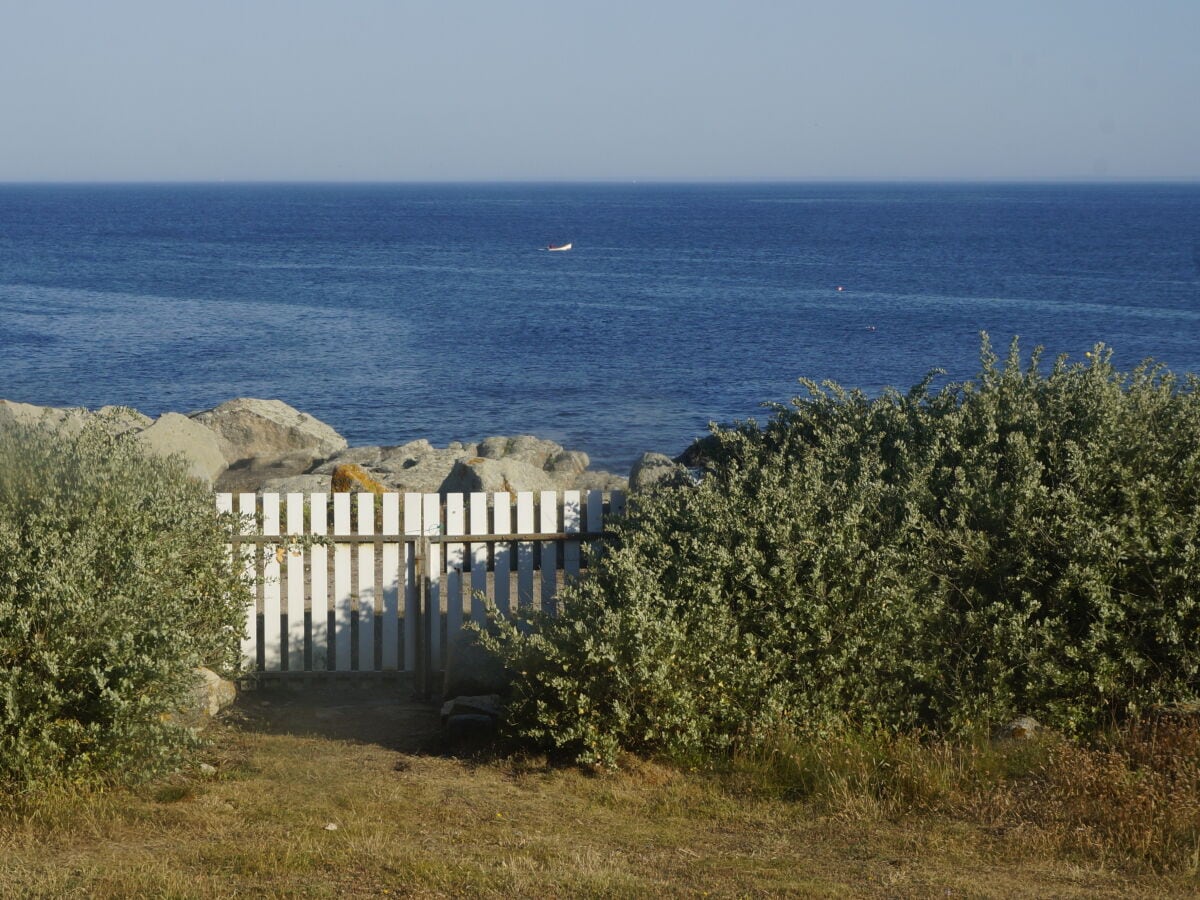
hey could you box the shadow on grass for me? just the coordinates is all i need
[224,679,451,755]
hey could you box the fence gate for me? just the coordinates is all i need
[218,490,625,690]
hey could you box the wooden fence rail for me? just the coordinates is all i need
[217,490,625,683]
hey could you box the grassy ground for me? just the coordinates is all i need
[1,685,1196,899]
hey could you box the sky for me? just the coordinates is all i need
[1,0,1197,182]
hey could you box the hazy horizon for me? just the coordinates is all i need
[4,177,1199,186]
[2,1,1196,183]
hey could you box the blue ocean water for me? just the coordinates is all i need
[1,182,1198,471]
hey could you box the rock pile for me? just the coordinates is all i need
[0,397,632,495]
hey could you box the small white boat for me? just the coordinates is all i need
[547,242,572,252]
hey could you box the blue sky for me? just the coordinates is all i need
[1,0,1197,181]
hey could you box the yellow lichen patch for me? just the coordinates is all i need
[330,463,387,495]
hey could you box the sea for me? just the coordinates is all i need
[1,182,1198,472]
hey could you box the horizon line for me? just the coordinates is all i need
[2,176,1199,187]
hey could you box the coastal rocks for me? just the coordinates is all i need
[135,412,227,485]
[0,401,155,440]
[317,444,393,470]
[0,396,632,495]
[258,473,331,494]
[191,398,347,470]
[453,436,616,493]
[192,399,348,492]
[377,439,463,472]
[478,435,560,468]
[629,451,693,492]
[675,434,721,472]
[439,456,557,495]
[545,449,590,478]
[216,450,327,493]
[0,399,91,435]
[315,434,628,496]
[94,405,155,435]
[575,469,632,491]
[378,442,475,493]
[312,440,463,494]
[0,400,225,485]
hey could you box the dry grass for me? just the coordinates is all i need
[1,687,1197,898]
[733,714,1200,879]
[1014,715,1200,872]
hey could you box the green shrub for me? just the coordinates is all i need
[0,417,250,788]
[476,337,1200,766]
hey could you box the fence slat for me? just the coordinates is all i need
[563,490,581,584]
[469,492,489,624]
[238,493,258,670]
[285,494,305,671]
[540,491,558,616]
[403,493,422,672]
[333,493,352,672]
[516,492,535,611]
[445,493,465,650]
[492,492,512,616]
[422,493,443,671]
[381,493,401,671]
[357,492,376,672]
[586,490,604,560]
[310,493,329,671]
[261,494,281,671]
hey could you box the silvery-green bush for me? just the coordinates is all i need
[0,418,249,787]
[478,338,1200,766]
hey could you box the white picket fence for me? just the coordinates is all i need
[217,490,625,680]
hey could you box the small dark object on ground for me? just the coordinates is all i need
[444,713,498,742]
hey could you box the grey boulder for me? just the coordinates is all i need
[488,434,562,468]
[191,398,347,468]
[312,444,395,471]
[629,452,693,492]
[376,441,470,492]
[544,449,590,478]
[312,440,467,494]
[258,473,333,494]
[439,456,558,495]
[135,412,228,485]
[993,715,1047,741]
[167,666,238,730]
[217,450,327,493]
